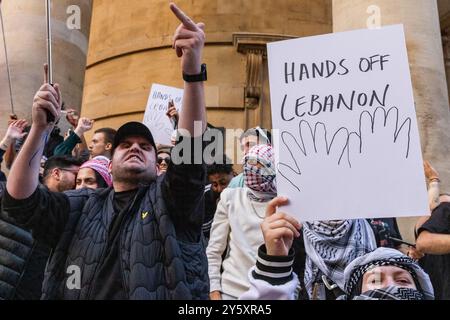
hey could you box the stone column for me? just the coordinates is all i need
[0,0,92,136]
[333,0,450,243]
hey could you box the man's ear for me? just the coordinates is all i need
[108,161,112,174]
[52,168,61,181]
[105,143,112,151]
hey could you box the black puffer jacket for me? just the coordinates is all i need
[2,158,208,299]
[0,182,50,300]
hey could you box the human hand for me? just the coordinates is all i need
[407,246,424,260]
[209,291,222,300]
[423,160,439,182]
[166,100,179,120]
[170,3,205,75]
[5,119,28,140]
[65,108,80,128]
[261,196,301,256]
[74,117,94,137]
[32,64,62,130]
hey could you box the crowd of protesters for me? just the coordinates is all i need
[0,3,449,301]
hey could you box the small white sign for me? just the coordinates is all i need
[143,83,184,145]
[268,25,429,222]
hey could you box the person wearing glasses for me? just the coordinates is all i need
[41,155,83,192]
[0,154,81,300]
[156,145,172,175]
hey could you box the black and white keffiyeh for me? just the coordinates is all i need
[303,219,377,299]
[341,247,434,300]
[339,285,426,300]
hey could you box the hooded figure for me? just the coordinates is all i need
[341,247,434,300]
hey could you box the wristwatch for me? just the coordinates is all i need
[183,63,207,82]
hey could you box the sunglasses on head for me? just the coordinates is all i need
[157,157,170,164]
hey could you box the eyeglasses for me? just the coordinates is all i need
[157,157,170,164]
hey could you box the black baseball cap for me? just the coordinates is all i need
[112,122,157,152]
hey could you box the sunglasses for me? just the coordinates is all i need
[157,157,171,164]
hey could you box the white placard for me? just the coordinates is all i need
[268,25,429,222]
[143,83,184,145]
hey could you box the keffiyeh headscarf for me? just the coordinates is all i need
[80,156,112,187]
[340,247,434,300]
[243,144,276,202]
[303,219,377,300]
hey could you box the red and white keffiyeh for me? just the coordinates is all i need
[243,144,276,201]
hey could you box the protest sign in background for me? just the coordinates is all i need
[268,25,428,222]
[143,83,184,145]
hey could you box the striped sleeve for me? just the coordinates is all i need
[252,245,295,285]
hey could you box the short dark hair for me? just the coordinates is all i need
[42,155,83,181]
[239,127,271,144]
[94,170,109,188]
[94,128,117,145]
[207,156,234,176]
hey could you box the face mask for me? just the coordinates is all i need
[352,285,425,300]
[243,144,276,201]
[243,162,276,193]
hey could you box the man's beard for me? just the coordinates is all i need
[58,179,75,192]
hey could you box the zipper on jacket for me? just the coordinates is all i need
[118,188,148,299]
[86,188,142,299]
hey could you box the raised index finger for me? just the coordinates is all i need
[169,3,198,31]
[265,196,289,218]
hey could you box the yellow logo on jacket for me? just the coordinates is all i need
[141,211,149,220]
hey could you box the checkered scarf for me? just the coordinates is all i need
[341,247,434,300]
[339,285,425,300]
[243,144,276,202]
[303,219,377,300]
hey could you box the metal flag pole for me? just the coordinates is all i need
[45,0,53,84]
[0,1,15,115]
[44,0,56,122]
